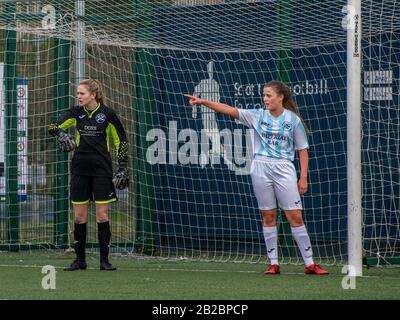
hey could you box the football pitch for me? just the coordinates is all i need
[0,251,399,300]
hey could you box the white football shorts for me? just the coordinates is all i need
[250,156,303,211]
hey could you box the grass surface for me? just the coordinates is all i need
[0,251,399,300]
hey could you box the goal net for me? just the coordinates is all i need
[0,0,398,265]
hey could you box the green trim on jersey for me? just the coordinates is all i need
[83,103,100,118]
[58,118,77,131]
[75,131,80,147]
[107,122,121,157]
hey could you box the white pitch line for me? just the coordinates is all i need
[0,263,382,278]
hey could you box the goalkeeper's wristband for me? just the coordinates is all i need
[48,124,61,137]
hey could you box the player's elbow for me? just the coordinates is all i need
[230,108,239,120]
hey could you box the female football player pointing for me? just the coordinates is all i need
[185,80,328,275]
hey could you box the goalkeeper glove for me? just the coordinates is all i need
[113,161,129,190]
[58,130,76,152]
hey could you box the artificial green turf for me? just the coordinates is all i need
[0,251,399,300]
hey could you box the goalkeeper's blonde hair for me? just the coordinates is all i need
[79,79,106,106]
[265,80,311,136]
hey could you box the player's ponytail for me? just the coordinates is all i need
[265,80,311,135]
[79,79,106,106]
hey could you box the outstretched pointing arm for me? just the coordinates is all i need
[185,94,239,120]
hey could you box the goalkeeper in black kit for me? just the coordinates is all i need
[48,79,129,271]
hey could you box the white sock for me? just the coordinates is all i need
[263,226,279,265]
[291,225,314,267]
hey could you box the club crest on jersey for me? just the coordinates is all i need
[282,121,292,130]
[95,113,106,123]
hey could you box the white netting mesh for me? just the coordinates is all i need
[0,0,398,265]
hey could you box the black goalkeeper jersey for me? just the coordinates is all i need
[48,104,128,177]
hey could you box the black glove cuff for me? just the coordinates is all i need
[48,124,62,137]
[58,129,67,137]
[118,160,128,169]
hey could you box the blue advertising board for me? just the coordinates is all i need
[143,1,399,252]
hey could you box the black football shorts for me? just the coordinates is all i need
[70,175,117,204]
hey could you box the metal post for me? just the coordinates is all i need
[75,0,85,96]
[132,0,155,254]
[4,1,19,251]
[347,0,362,277]
[54,37,71,247]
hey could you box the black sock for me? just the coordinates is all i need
[98,221,111,263]
[74,223,87,262]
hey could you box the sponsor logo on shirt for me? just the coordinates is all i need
[84,125,97,131]
[81,125,101,136]
[261,132,287,141]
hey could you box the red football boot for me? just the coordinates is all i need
[264,264,280,275]
[304,263,329,275]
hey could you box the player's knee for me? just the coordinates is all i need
[285,210,304,227]
[291,221,304,228]
[287,216,304,227]
[96,212,109,223]
[74,215,87,224]
[262,214,277,227]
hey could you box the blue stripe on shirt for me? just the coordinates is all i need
[256,109,265,156]
[265,111,274,157]
[298,120,309,148]
[287,111,296,159]
[276,112,286,158]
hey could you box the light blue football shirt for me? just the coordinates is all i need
[236,108,309,161]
